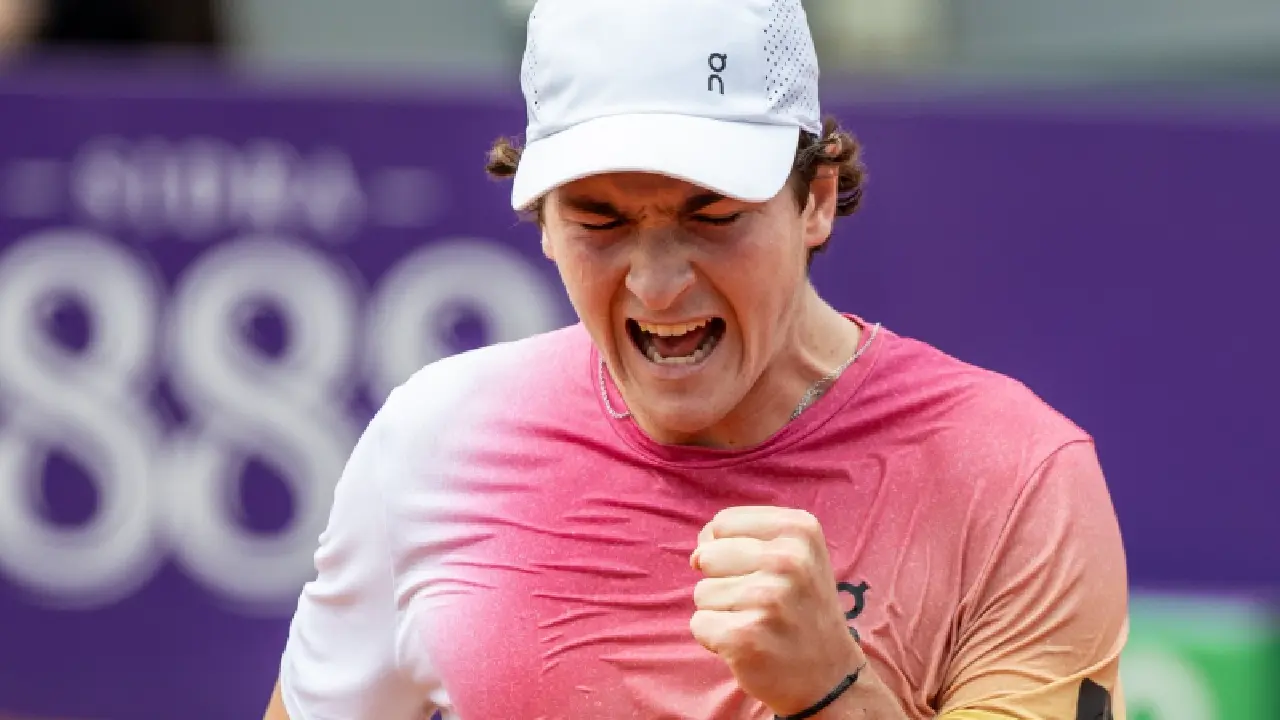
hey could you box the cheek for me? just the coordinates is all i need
[549,241,625,324]
[732,219,808,280]
[706,226,803,320]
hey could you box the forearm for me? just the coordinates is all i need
[263,679,292,720]
[812,665,910,720]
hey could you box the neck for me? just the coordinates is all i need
[687,286,861,449]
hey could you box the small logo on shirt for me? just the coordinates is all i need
[838,580,870,642]
[707,53,728,94]
[1076,679,1114,720]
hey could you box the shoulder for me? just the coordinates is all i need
[362,322,598,498]
[856,330,1100,547]
[870,330,1091,469]
[375,322,593,443]
[857,330,1121,624]
[393,322,591,404]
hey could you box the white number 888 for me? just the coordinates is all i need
[0,230,566,612]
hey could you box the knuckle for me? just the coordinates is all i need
[794,510,822,537]
[748,577,791,613]
[766,540,812,577]
[723,614,768,659]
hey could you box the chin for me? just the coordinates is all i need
[637,394,735,444]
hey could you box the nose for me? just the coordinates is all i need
[624,229,695,313]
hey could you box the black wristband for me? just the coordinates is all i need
[774,661,868,720]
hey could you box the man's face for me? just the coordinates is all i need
[542,170,836,445]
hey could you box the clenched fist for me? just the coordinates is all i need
[690,506,866,717]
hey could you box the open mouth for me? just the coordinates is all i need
[626,317,726,366]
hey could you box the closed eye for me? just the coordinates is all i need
[693,213,743,226]
[579,218,626,231]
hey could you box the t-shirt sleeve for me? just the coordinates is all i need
[936,440,1130,720]
[278,390,439,720]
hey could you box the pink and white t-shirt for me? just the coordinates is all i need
[278,318,1129,720]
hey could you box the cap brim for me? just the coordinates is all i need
[511,113,801,212]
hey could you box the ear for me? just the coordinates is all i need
[802,168,838,251]
[541,227,555,260]
[537,197,556,260]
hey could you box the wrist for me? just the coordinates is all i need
[772,637,869,720]
[805,666,870,720]
[808,662,906,720]
[774,661,867,720]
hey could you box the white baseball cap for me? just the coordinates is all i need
[511,0,823,212]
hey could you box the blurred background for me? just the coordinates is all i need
[0,1,1276,718]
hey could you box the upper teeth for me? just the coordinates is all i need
[637,320,709,337]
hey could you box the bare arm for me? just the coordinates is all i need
[817,665,911,719]
[263,679,290,720]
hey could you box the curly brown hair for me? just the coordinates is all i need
[485,116,867,264]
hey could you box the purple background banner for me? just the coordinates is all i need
[0,68,1275,719]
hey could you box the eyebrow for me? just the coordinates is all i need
[683,192,730,214]
[559,196,621,217]
[558,191,731,217]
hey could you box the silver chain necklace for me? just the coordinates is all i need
[599,322,881,422]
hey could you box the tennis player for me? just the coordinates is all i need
[264,0,1129,718]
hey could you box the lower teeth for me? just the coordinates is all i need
[646,333,719,366]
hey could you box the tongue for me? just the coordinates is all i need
[651,326,711,358]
